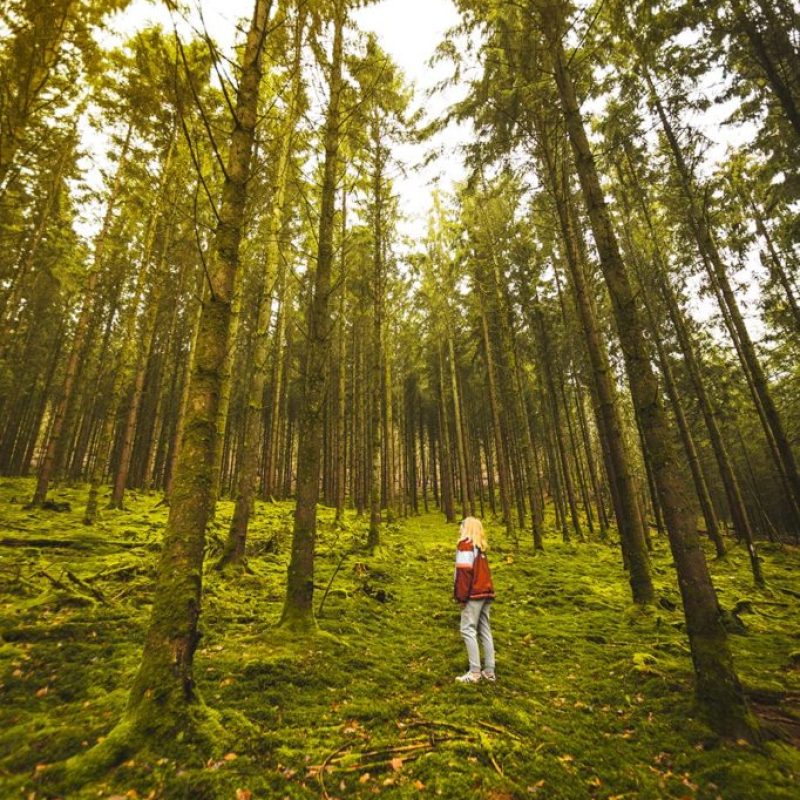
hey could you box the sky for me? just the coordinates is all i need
[96,0,470,243]
[88,0,764,336]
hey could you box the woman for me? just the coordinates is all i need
[453,516,496,683]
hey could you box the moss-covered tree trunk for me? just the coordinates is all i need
[280,0,345,629]
[334,188,348,523]
[218,7,305,568]
[164,270,204,501]
[368,127,385,550]
[542,2,758,741]
[125,0,272,735]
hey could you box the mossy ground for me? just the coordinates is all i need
[1,477,799,799]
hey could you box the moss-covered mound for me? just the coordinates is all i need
[1,478,798,798]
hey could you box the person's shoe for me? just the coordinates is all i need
[455,671,481,683]
[481,669,496,682]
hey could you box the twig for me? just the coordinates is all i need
[317,548,350,617]
[478,720,523,740]
[488,752,504,776]
[403,719,472,736]
[319,740,353,800]
[338,751,427,773]
[37,569,70,592]
[65,570,108,604]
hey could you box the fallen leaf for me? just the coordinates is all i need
[414,779,426,790]
[359,772,371,784]
[235,790,252,800]
[223,752,238,761]
[390,757,404,771]
[35,687,48,698]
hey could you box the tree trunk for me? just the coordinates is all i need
[643,65,800,527]
[30,124,133,506]
[479,312,515,540]
[281,1,345,629]
[218,8,305,566]
[543,3,757,740]
[534,111,652,600]
[124,0,272,740]
[621,141,762,569]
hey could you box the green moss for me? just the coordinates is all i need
[1,479,799,798]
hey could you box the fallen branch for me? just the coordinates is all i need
[477,720,522,740]
[0,537,159,551]
[402,719,472,736]
[87,563,151,583]
[37,569,95,604]
[65,570,108,604]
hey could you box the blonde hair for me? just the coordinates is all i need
[460,516,488,551]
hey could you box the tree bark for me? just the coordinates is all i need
[125,0,273,738]
[542,2,757,740]
[281,1,345,629]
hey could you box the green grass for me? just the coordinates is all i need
[0,477,798,799]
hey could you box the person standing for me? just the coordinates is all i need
[453,516,496,683]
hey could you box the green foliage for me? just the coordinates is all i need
[1,478,798,798]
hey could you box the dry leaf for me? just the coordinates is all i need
[35,687,48,698]
[235,790,252,800]
[414,779,426,790]
[359,772,371,784]
[390,757,404,771]
[223,752,238,761]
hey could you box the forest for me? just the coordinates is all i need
[0,0,799,797]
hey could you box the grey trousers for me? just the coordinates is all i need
[460,598,495,673]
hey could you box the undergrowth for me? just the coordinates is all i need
[0,477,798,799]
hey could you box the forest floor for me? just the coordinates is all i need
[0,478,799,799]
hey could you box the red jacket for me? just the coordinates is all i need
[454,539,495,602]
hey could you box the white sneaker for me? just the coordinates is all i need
[455,671,481,683]
[481,670,496,682]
